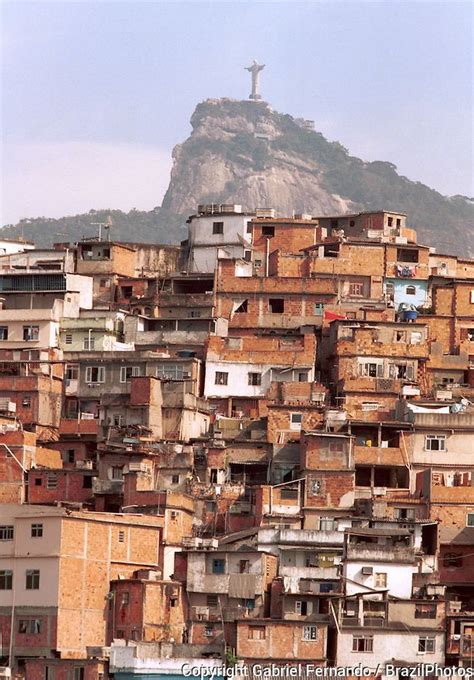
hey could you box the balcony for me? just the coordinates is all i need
[92,478,124,495]
[259,528,345,547]
[354,445,405,466]
[280,566,339,579]
[346,544,415,563]
[59,417,99,436]
[187,572,264,596]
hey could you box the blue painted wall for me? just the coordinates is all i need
[385,278,428,309]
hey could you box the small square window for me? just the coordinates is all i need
[212,559,225,574]
[0,570,13,590]
[374,572,387,588]
[248,372,262,386]
[425,435,446,451]
[302,625,317,641]
[207,595,218,608]
[34,478,42,486]
[215,371,228,386]
[171,474,180,484]
[248,625,266,640]
[26,569,40,590]
[212,222,224,235]
[262,226,275,237]
[46,475,57,490]
[418,637,436,653]
[269,298,284,313]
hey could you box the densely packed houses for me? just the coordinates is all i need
[0,205,473,679]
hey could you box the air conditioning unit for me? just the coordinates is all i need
[362,566,373,575]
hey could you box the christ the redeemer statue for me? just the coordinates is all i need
[245,60,265,100]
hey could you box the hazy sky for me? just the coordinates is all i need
[1,0,473,225]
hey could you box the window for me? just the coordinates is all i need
[0,570,12,590]
[243,250,252,262]
[31,523,43,538]
[418,637,436,653]
[248,372,262,386]
[388,217,393,227]
[239,559,250,573]
[18,619,41,634]
[319,518,336,531]
[215,371,228,386]
[374,572,387,588]
[298,371,309,382]
[0,526,14,540]
[0,326,8,340]
[23,325,39,341]
[360,362,383,378]
[120,366,140,382]
[85,366,105,383]
[99,278,110,289]
[207,595,218,608]
[425,434,446,451]
[466,513,474,527]
[269,298,284,313]
[171,474,180,484]
[254,259,262,269]
[22,396,31,408]
[352,636,373,652]
[397,248,419,263]
[246,222,253,234]
[46,474,57,490]
[86,362,112,386]
[394,507,415,520]
[113,415,123,427]
[262,226,275,237]
[406,285,416,296]
[234,299,248,313]
[396,218,401,227]
[26,569,40,589]
[349,282,364,297]
[118,530,125,543]
[83,476,93,489]
[189,310,201,318]
[290,412,303,431]
[212,559,225,574]
[73,669,85,680]
[65,364,78,380]
[34,478,42,486]
[296,600,308,616]
[83,336,95,350]
[212,221,224,235]
[415,604,437,619]
[248,626,266,640]
[302,626,317,641]
[314,303,324,316]
[111,466,123,480]
[204,625,214,637]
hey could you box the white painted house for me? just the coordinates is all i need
[186,204,256,273]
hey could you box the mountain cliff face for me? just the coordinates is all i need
[2,97,472,254]
[161,98,473,256]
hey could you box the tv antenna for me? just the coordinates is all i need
[90,215,113,241]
